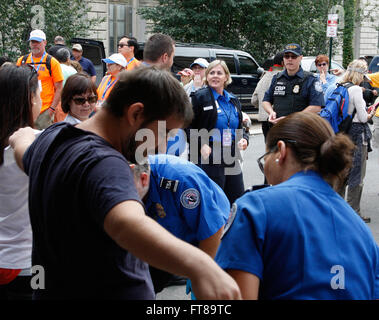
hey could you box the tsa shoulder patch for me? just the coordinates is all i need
[159,177,179,192]
[180,188,200,209]
[221,203,238,239]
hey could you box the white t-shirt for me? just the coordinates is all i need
[0,131,40,269]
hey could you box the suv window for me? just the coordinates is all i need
[216,54,237,74]
[238,55,258,74]
[173,56,203,74]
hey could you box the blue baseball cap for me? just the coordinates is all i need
[284,43,302,56]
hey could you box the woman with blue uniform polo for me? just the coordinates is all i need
[215,112,379,300]
[187,60,250,205]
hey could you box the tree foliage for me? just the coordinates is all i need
[138,0,342,64]
[0,0,104,61]
[343,0,355,68]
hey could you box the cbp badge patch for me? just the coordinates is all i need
[180,188,200,209]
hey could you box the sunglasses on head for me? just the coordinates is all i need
[72,96,97,105]
[317,63,328,67]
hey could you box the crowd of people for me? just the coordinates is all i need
[1,29,379,301]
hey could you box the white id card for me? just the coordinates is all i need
[223,129,232,147]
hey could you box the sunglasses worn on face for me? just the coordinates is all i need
[118,43,129,48]
[317,63,328,67]
[72,96,97,105]
[284,54,298,60]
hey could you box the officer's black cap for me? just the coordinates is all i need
[283,43,302,56]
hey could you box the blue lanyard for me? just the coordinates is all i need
[30,52,46,73]
[102,76,117,100]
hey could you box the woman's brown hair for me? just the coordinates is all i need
[266,112,355,189]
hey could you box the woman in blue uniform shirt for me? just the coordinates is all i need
[187,60,249,204]
[215,112,379,300]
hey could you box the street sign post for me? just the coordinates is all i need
[327,14,338,72]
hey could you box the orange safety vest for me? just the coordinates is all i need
[125,57,141,71]
[97,75,118,107]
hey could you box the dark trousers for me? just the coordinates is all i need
[0,275,32,300]
[200,163,245,205]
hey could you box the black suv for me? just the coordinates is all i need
[369,55,379,74]
[172,43,263,113]
[71,39,263,113]
[137,42,263,113]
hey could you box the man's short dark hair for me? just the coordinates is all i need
[104,66,193,126]
[55,48,71,63]
[273,51,284,65]
[143,34,175,63]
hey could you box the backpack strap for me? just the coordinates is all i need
[20,53,52,76]
[21,54,30,66]
[45,54,52,76]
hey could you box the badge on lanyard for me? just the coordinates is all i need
[223,129,232,147]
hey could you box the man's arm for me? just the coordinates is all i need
[104,201,241,300]
[303,105,322,113]
[9,127,36,171]
[91,75,97,83]
[48,81,63,115]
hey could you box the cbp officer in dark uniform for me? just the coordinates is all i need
[262,43,324,126]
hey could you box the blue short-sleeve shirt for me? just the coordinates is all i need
[216,170,379,300]
[146,154,230,245]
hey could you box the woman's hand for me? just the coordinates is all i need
[200,144,212,160]
[238,138,248,151]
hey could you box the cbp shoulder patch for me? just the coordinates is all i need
[159,177,179,192]
[180,188,200,209]
[221,203,238,239]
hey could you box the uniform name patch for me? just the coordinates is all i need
[180,188,200,209]
[159,178,179,192]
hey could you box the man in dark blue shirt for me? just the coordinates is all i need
[72,43,97,83]
[262,43,324,125]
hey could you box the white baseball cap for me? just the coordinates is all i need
[29,29,46,42]
[72,44,83,52]
[102,53,127,68]
[190,58,209,69]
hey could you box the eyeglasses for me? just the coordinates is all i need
[283,54,298,60]
[256,139,297,174]
[257,148,277,174]
[72,96,97,105]
[118,43,129,48]
[317,63,328,67]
